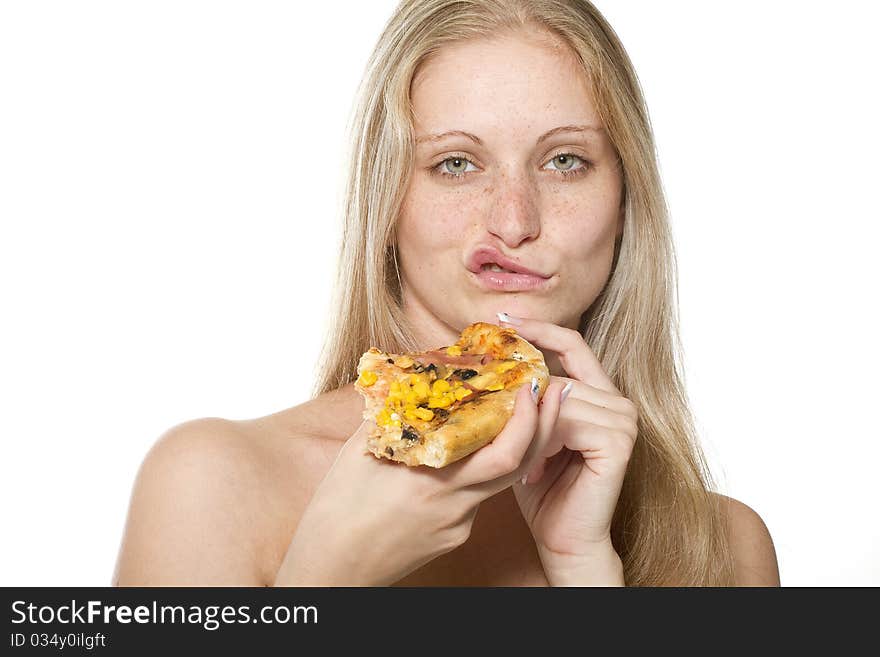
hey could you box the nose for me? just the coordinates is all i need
[484,170,541,248]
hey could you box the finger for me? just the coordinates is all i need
[497,314,619,394]
[519,380,567,474]
[522,456,549,484]
[339,419,375,461]
[553,378,639,421]
[551,414,638,469]
[513,449,576,522]
[550,395,639,441]
[523,446,572,486]
[522,393,636,483]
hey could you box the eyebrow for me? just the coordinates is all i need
[415,124,603,146]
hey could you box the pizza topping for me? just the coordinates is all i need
[463,371,499,391]
[357,322,548,467]
[357,370,378,386]
[409,406,435,421]
[366,327,527,436]
[453,368,478,380]
[494,361,518,374]
[376,371,475,429]
[420,350,489,369]
[454,387,474,400]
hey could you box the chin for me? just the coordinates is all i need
[466,305,524,327]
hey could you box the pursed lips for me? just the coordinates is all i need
[466,246,550,279]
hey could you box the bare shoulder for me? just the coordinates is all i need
[113,407,345,586]
[715,494,780,586]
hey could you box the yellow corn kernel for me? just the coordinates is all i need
[446,345,462,356]
[495,361,517,374]
[486,382,505,392]
[428,395,453,409]
[377,408,392,425]
[358,370,378,386]
[405,391,420,406]
[413,407,434,421]
[466,373,496,390]
[413,380,431,400]
[432,379,451,394]
[389,380,401,394]
[454,388,472,401]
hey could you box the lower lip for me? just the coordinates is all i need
[471,268,551,291]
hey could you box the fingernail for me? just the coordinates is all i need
[497,312,523,326]
[560,381,574,403]
[520,473,529,485]
[530,377,540,404]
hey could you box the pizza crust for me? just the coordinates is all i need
[355,322,550,468]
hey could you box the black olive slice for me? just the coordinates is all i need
[453,368,478,380]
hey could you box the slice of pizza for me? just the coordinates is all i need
[354,322,550,468]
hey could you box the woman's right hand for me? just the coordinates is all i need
[273,380,566,586]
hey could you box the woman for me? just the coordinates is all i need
[113,0,779,586]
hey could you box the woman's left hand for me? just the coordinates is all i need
[499,315,639,586]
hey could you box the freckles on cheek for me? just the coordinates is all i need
[551,193,618,238]
[547,208,597,239]
[428,198,481,242]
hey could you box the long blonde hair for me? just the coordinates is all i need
[312,0,734,586]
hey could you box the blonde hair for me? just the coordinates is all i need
[312,0,734,586]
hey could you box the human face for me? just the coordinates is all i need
[396,28,624,349]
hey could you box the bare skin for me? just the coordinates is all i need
[113,28,780,587]
[112,382,778,586]
[113,384,550,586]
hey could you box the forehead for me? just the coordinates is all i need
[410,29,601,135]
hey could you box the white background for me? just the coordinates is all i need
[1,1,877,586]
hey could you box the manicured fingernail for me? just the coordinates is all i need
[560,381,573,403]
[497,312,523,325]
[530,377,540,404]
